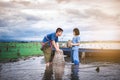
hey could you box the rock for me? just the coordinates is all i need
[53,50,65,80]
[53,50,65,64]
[96,67,100,73]
[66,40,72,48]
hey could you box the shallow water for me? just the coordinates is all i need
[0,55,120,80]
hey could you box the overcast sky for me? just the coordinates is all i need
[0,0,120,41]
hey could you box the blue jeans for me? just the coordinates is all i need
[71,49,80,65]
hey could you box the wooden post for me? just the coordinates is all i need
[81,52,85,59]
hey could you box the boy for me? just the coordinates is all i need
[41,28,63,66]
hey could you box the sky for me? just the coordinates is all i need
[0,0,120,41]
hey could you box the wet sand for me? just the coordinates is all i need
[0,56,120,80]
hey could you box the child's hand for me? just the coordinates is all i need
[56,48,60,53]
[71,43,73,46]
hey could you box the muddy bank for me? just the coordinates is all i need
[0,55,43,63]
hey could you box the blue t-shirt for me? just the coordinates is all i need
[72,36,80,50]
[42,32,58,44]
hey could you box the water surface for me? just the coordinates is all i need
[0,54,120,80]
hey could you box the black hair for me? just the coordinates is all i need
[56,28,63,33]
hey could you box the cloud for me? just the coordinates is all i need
[0,0,120,41]
[81,30,120,41]
[0,19,8,27]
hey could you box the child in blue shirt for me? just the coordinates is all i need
[71,28,80,65]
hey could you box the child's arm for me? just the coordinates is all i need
[71,42,80,46]
[52,40,60,52]
[56,42,59,48]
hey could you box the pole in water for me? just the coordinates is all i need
[81,52,85,59]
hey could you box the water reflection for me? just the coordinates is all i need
[42,63,65,80]
[71,65,79,80]
[53,63,65,80]
[42,64,53,80]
